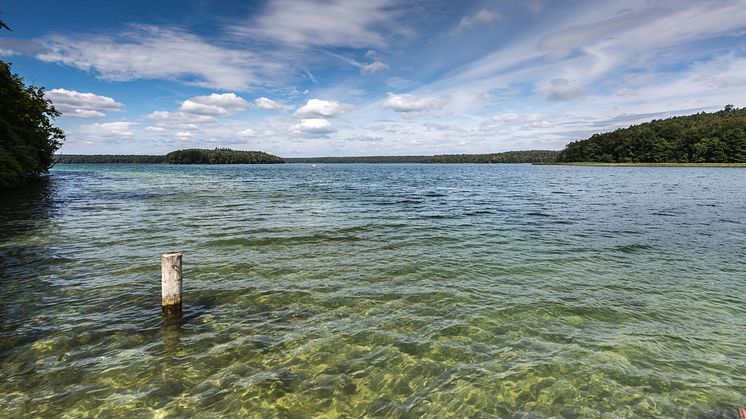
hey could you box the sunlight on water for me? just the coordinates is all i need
[1,164,745,417]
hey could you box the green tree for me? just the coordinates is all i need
[0,17,65,188]
[557,106,746,163]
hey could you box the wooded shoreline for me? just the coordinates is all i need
[55,150,561,164]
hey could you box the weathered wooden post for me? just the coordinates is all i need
[161,252,182,317]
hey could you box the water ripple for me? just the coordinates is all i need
[1,164,745,417]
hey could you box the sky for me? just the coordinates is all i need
[1,0,746,156]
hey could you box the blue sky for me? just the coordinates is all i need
[2,0,746,156]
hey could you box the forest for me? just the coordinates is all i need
[557,106,746,163]
[286,150,560,163]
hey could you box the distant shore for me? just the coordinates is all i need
[541,162,746,167]
[54,150,561,165]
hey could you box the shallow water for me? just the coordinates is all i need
[1,163,745,417]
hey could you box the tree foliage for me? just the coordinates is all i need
[0,12,10,31]
[557,106,746,163]
[163,148,284,164]
[0,60,65,188]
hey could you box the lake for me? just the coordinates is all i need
[1,163,745,417]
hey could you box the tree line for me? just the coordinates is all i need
[57,150,561,164]
[285,150,560,164]
[557,106,746,163]
[55,154,165,164]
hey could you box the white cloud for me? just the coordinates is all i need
[238,128,256,138]
[294,99,352,118]
[230,0,406,48]
[537,78,586,101]
[291,118,336,135]
[253,97,283,110]
[79,121,136,139]
[36,24,282,91]
[537,8,661,60]
[72,110,107,118]
[456,10,502,31]
[174,131,193,140]
[381,94,444,116]
[361,60,389,75]
[31,1,746,156]
[421,2,746,111]
[331,50,389,75]
[45,88,124,119]
[179,93,250,116]
[146,110,216,130]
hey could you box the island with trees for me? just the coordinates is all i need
[557,106,746,163]
[163,148,284,164]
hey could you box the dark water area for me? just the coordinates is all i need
[1,163,745,417]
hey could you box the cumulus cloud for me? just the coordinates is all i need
[79,121,136,139]
[291,118,336,135]
[45,88,124,119]
[179,93,250,116]
[381,94,444,116]
[230,0,405,48]
[456,10,502,31]
[253,97,283,110]
[36,24,282,91]
[537,79,586,101]
[145,126,166,133]
[294,99,352,118]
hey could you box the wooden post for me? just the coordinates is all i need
[161,252,182,317]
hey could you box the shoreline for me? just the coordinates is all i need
[539,162,746,167]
